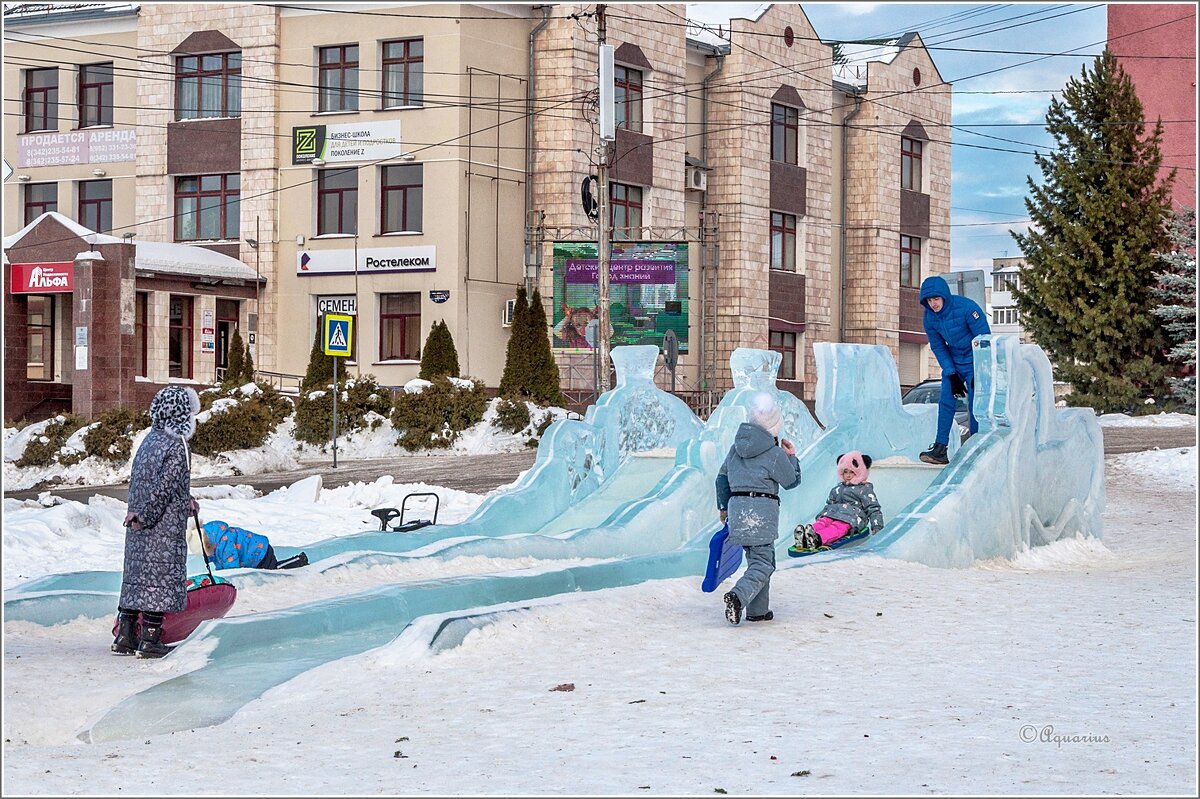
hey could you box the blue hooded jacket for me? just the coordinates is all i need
[202,520,270,570]
[919,275,990,374]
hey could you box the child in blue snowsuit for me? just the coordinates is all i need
[200,521,308,570]
[918,275,991,465]
[715,392,802,625]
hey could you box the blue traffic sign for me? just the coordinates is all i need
[323,313,354,357]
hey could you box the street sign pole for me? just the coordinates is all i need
[332,354,339,468]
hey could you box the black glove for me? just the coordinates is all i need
[949,374,969,398]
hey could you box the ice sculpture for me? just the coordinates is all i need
[5,338,1104,743]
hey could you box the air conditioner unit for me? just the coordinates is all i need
[501,298,516,327]
[686,166,707,192]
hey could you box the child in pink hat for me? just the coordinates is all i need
[793,451,884,551]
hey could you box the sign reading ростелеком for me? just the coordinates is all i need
[292,122,402,165]
[297,246,436,276]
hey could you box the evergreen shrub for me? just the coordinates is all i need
[391,376,487,451]
[16,414,88,468]
[83,407,151,463]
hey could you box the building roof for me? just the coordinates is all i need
[3,212,259,282]
[3,3,139,24]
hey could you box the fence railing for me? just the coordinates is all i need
[216,367,306,395]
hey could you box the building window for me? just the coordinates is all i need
[175,174,240,241]
[900,234,921,287]
[135,292,148,377]
[379,293,421,360]
[169,295,194,379]
[317,168,358,235]
[769,330,797,381]
[771,103,799,164]
[78,63,113,127]
[78,179,112,234]
[992,272,1020,293]
[24,68,58,132]
[380,164,423,233]
[23,183,57,225]
[319,44,359,112]
[615,65,643,132]
[992,307,1019,326]
[27,296,55,381]
[610,182,642,240]
[901,137,923,192]
[770,211,797,271]
[382,38,423,108]
[176,52,241,119]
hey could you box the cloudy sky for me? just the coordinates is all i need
[686,2,1112,271]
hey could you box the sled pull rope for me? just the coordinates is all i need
[193,510,215,581]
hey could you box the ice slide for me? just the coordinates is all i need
[6,337,1102,743]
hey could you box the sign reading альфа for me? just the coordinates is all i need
[292,121,402,165]
[297,246,436,276]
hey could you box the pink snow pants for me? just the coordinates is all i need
[813,516,852,545]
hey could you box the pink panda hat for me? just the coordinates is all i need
[836,451,872,485]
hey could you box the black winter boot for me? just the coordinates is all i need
[135,614,174,659]
[276,551,309,570]
[111,608,139,655]
[919,442,949,465]
[747,611,774,622]
[723,591,743,626]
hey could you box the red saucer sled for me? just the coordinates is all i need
[112,513,238,645]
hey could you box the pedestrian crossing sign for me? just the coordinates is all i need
[323,313,354,357]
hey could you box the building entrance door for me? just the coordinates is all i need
[216,299,239,371]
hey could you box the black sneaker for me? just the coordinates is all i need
[919,442,949,465]
[747,611,774,622]
[794,524,822,551]
[723,591,743,626]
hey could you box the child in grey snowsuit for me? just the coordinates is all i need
[715,391,802,625]
[793,451,884,551]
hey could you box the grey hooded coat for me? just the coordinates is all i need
[119,386,198,613]
[715,423,802,546]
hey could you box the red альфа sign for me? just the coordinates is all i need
[10,262,75,294]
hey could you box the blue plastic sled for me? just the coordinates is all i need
[787,527,872,558]
[701,523,743,593]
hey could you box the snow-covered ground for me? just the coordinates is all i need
[1,414,1196,794]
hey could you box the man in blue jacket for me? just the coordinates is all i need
[918,275,991,465]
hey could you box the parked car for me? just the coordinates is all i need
[902,378,970,428]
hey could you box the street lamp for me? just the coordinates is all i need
[244,222,261,360]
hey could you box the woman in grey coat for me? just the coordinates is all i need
[714,391,802,625]
[113,385,200,659]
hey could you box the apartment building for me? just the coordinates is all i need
[3,3,951,421]
[988,255,1032,343]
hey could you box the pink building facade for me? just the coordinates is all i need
[1107,3,1198,211]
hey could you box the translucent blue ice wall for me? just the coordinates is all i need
[460,344,704,529]
[872,334,1105,567]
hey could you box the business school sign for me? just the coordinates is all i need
[291,122,402,165]
[17,129,136,168]
[10,262,75,293]
[297,246,436,276]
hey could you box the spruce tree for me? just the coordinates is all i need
[419,320,461,379]
[225,327,245,386]
[1151,207,1197,412]
[242,336,256,383]
[301,326,336,392]
[498,285,532,397]
[1012,51,1175,412]
[527,288,564,405]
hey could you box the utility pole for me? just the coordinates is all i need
[596,3,614,393]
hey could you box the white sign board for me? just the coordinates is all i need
[298,246,436,276]
[316,295,358,315]
[291,121,402,165]
[17,129,137,168]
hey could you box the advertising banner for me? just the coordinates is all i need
[17,129,136,168]
[297,246,436,276]
[551,242,689,352]
[292,121,402,165]
[10,262,75,293]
